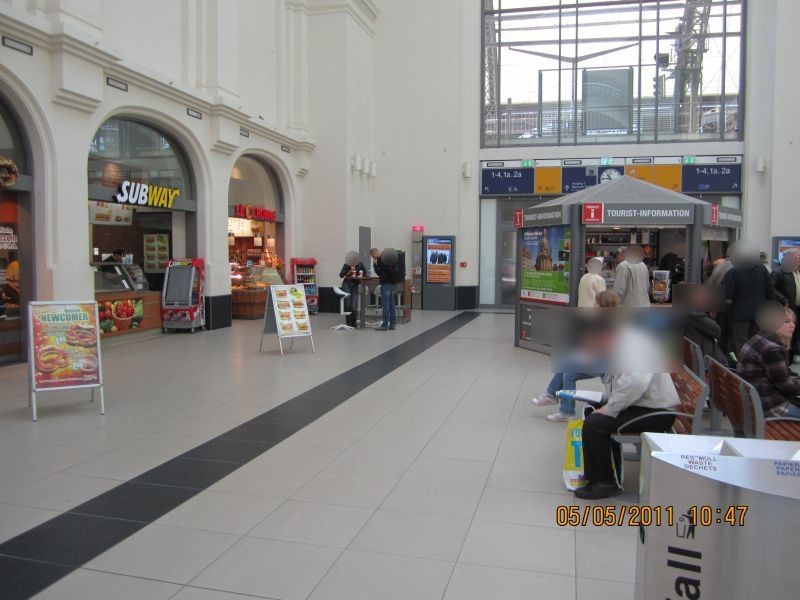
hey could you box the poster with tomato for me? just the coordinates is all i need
[29,302,102,391]
[97,297,144,335]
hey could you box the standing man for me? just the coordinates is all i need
[724,240,775,357]
[613,245,650,307]
[374,247,399,331]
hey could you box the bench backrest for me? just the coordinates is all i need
[682,336,705,380]
[670,365,709,434]
[705,356,764,437]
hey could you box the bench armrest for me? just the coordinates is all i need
[616,410,695,435]
[765,416,800,423]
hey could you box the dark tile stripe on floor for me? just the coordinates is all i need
[0,312,480,600]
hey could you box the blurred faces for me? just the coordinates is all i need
[586,257,604,274]
[757,301,792,333]
[625,245,644,265]
[730,240,760,268]
[782,251,800,273]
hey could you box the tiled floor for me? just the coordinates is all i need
[0,311,637,600]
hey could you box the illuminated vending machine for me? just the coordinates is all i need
[635,433,800,600]
[162,258,205,332]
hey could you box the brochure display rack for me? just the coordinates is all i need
[291,258,318,314]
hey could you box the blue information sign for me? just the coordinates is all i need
[681,164,742,193]
[561,167,598,193]
[481,168,534,195]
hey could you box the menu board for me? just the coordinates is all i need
[143,233,170,273]
[271,284,312,338]
[520,226,571,305]
[426,238,453,284]
[29,302,102,391]
[90,201,133,226]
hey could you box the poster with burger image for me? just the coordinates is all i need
[30,302,102,391]
[98,297,144,335]
[270,285,312,337]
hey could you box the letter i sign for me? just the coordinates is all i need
[582,203,604,224]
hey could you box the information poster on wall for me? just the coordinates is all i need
[520,226,571,304]
[271,284,312,338]
[143,233,170,273]
[426,238,453,284]
[776,239,800,263]
[29,302,102,391]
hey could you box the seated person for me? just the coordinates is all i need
[339,251,367,328]
[737,301,800,419]
[532,291,621,421]
[576,320,678,500]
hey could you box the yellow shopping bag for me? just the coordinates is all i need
[562,418,587,491]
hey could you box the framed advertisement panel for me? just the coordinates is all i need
[261,284,315,356]
[520,226,571,305]
[28,301,105,421]
[425,238,454,284]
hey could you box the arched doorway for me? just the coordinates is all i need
[87,117,198,338]
[0,95,33,364]
[228,154,286,318]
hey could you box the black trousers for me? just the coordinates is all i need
[582,407,675,484]
[341,281,359,326]
[731,320,759,358]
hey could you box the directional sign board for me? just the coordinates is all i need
[480,168,535,196]
[561,167,598,193]
[681,163,742,193]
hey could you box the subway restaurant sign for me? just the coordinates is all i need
[114,181,181,209]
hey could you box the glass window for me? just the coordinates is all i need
[482,0,744,147]
[0,100,26,172]
[88,118,193,202]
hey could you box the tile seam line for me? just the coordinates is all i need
[0,312,482,599]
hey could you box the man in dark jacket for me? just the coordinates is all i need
[684,313,727,365]
[724,242,775,357]
[771,252,800,360]
[374,248,400,331]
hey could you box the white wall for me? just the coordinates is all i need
[372,0,481,286]
[766,0,800,246]
[100,0,185,84]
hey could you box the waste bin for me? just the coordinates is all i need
[635,433,800,600]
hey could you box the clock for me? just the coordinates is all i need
[600,168,624,183]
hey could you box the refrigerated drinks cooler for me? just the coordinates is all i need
[290,258,318,314]
[635,433,800,600]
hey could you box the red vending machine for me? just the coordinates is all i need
[162,258,205,332]
[290,258,318,314]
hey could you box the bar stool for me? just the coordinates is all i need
[332,286,354,331]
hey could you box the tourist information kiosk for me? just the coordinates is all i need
[514,176,739,353]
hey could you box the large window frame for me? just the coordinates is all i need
[482,0,745,147]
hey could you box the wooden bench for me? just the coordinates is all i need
[705,356,800,441]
